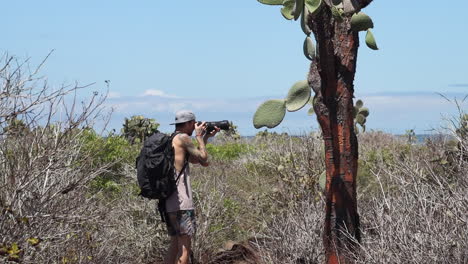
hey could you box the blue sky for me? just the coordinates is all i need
[3,1,467,135]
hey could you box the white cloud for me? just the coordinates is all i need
[107,92,121,99]
[142,89,179,98]
[163,102,189,113]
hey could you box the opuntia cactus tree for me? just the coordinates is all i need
[254,0,378,262]
[353,99,369,134]
[121,115,159,144]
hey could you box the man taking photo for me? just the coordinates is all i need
[164,110,219,264]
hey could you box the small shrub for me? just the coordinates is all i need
[81,129,140,176]
[122,115,159,144]
[205,142,252,161]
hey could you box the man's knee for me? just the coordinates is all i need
[177,235,192,263]
[177,234,191,249]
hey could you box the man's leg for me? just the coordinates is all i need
[165,210,196,264]
[176,234,191,264]
[164,236,178,264]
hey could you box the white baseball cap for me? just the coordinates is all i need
[170,110,196,125]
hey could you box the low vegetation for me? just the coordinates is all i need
[1,57,467,263]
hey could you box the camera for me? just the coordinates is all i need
[197,120,230,132]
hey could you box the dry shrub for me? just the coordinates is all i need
[223,133,327,263]
[2,54,466,263]
[254,197,325,264]
[352,132,468,263]
[0,54,113,263]
[240,131,468,264]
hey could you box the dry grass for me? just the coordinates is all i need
[2,56,467,263]
[2,128,467,263]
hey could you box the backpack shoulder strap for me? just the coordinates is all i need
[175,160,188,184]
[171,131,190,184]
[171,131,182,139]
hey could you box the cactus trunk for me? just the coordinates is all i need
[309,5,361,264]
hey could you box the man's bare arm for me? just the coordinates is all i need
[180,134,208,163]
[184,122,219,166]
[189,155,209,166]
[189,143,211,166]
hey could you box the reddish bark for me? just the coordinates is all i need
[307,3,367,263]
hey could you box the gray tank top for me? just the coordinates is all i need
[165,165,194,212]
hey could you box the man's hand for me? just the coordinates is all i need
[204,126,220,138]
[195,121,206,137]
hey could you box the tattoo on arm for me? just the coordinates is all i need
[181,134,208,162]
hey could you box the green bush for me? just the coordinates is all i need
[206,142,252,161]
[81,129,140,171]
[81,129,140,195]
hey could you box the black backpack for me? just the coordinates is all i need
[136,131,187,201]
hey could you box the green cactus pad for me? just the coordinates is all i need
[356,113,366,125]
[365,29,379,50]
[286,80,311,112]
[258,0,284,5]
[358,107,369,117]
[354,124,360,134]
[303,36,316,61]
[293,0,305,20]
[331,6,343,22]
[281,0,295,20]
[305,0,322,15]
[300,7,311,36]
[308,107,315,115]
[361,124,366,132]
[253,99,287,129]
[355,99,363,108]
[351,12,374,32]
[319,170,326,190]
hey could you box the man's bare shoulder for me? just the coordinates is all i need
[173,133,192,148]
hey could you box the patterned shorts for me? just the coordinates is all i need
[165,210,197,237]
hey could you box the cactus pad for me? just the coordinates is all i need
[351,12,374,32]
[331,6,344,22]
[355,113,366,125]
[253,99,287,128]
[305,0,322,15]
[281,0,295,20]
[303,36,316,61]
[257,0,284,5]
[354,124,360,134]
[358,107,369,117]
[293,0,305,20]
[319,170,326,190]
[308,107,315,115]
[361,124,366,132]
[365,29,378,50]
[286,80,311,112]
[355,99,363,108]
[301,7,311,35]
